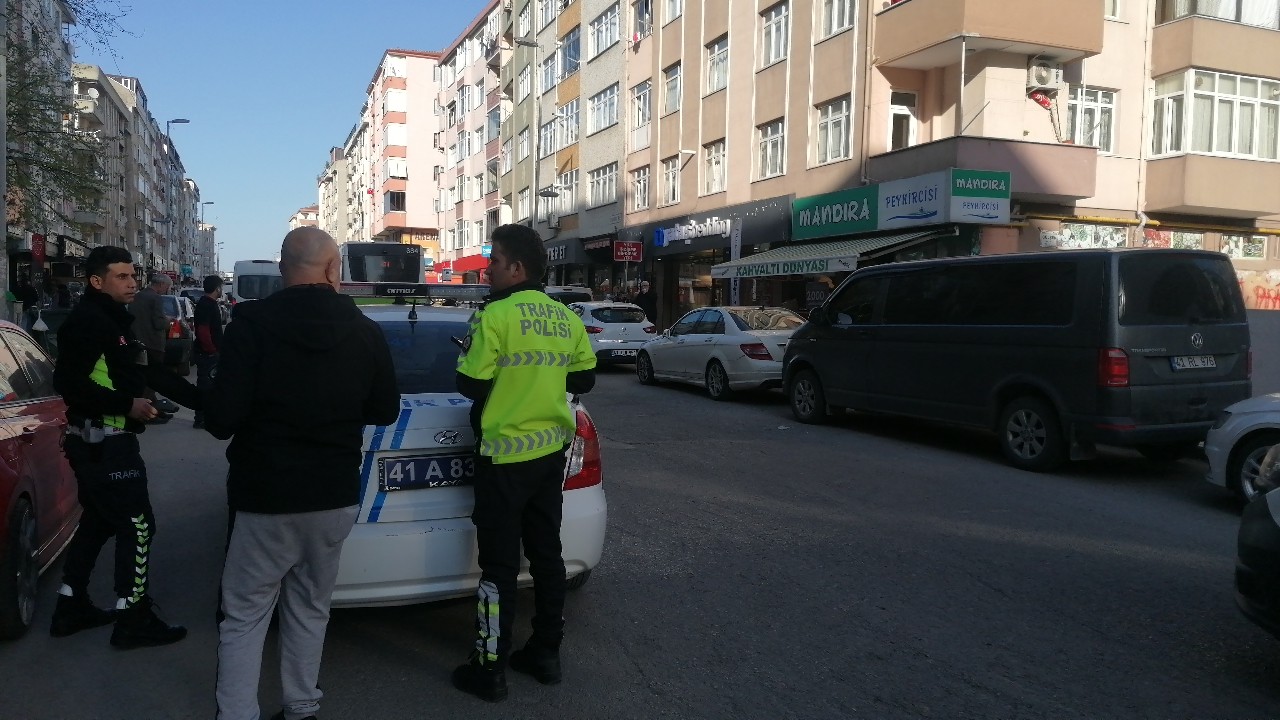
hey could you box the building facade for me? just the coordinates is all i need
[317,147,349,240]
[288,205,319,230]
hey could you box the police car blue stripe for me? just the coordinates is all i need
[358,422,391,523]
[368,408,412,523]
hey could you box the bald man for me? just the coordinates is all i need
[206,228,400,720]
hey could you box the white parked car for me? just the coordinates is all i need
[635,306,806,400]
[1205,393,1280,503]
[567,301,656,365]
[330,294,606,607]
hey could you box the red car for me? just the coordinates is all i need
[0,321,80,639]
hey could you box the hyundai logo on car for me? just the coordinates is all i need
[434,430,461,445]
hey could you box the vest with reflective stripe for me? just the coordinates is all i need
[91,355,127,429]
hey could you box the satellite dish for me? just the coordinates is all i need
[87,87,99,98]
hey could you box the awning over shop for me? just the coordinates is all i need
[709,231,936,279]
[450,253,489,273]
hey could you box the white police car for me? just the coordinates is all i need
[330,283,607,607]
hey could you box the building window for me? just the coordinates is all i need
[704,140,726,194]
[517,66,532,101]
[758,119,786,178]
[1157,0,1280,30]
[706,36,728,94]
[590,4,620,58]
[387,157,408,179]
[501,139,513,174]
[631,166,650,211]
[887,91,915,152]
[556,169,580,215]
[589,83,620,133]
[761,2,789,67]
[663,63,682,113]
[488,108,502,142]
[561,26,581,77]
[633,80,652,126]
[459,130,472,158]
[1067,87,1116,153]
[518,128,531,160]
[540,120,558,157]
[665,0,683,23]
[539,0,558,29]
[541,55,558,93]
[1222,234,1267,259]
[560,97,581,146]
[817,96,851,162]
[661,156,680,205]
[1105,0,1120,18]
[634,0,652,37]
[458,220,470,248]
[1152,69,1280,160]
[518,187,531,220]
[518,2,532,36]
[474,220,485,246]
[589,162,619,207]
[385,191,406,213]
[820,0,853,37]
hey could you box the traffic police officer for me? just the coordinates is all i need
[452,224,597,702]
[49,246,199,648]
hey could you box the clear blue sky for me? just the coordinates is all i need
[79,0,484,272]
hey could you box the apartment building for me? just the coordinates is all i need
[288,205,319,229]
[436,1,511,282]
[69,64,133,261]
[107,75,181,277]
[343,118,374,244]
[317,146,350,238]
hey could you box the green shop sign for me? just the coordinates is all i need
[792,185,878,241]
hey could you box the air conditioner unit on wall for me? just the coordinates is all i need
[1027,60,1064,90]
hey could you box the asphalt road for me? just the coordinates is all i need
[3,367,1280,719]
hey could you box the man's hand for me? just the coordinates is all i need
[128,398,159,422]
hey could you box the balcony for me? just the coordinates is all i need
[74,94,105,127]
[866,136,1098,202]
[73,210,105,228]
[1146,154,1280,218]
[485,38,509,69]
[874,0,1104,69]
[1152,15,1280,80]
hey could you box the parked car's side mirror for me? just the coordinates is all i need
[809,306,831,325]
[661,328,672,337]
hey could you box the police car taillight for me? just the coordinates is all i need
[564,409,602,490]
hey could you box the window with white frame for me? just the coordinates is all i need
[540,120,558,157]
[560,97,581,146]
[758,119,786,178]
[457,220,470,248]
[488,108,502,142]
[633,80,652,126]
[561,26,581,77]
[704,140,726,194]
[1222,233,1267,259]
[820,0,852,37]
[517,66,532,101]
[761,3,789,66]
[706,37,728,94]
[1067,87,1116,153]
[501,139,513,174]
[518,128,531,159]
[634,0,652,37]
[887,91,916,152]
[665,0,682,23]
[663,63,682,113]
[1157,0,1279,30]
[387,157,408,179]
[384,88,408,113]
[518,3,531,36]
[385,123,408,146]
[459,130,472,158]
[517,187,531,219]
[539,0,558,28]
[474,220,485,246]
[1106,0,1120,18]
[448,144,459,167]
[459,84,471,114]
[541,55,558,93]
[816,96,851,162]
[474,174,485,199]
[661,156,680,205]
[556,169,580,214]
[589,162,619,206]
[590,4,620,57]
[1152,69,1280,160]
[631,166,650,211]
[589,83,620,132]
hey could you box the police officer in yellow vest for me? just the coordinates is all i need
[452,224,597,702]
[50,247,201,648]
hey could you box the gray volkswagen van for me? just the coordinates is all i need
[782,249,1251,471]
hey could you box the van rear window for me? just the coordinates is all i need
[1118,255,1245,325]
[236,275,284,300]
[883,262,1077,325]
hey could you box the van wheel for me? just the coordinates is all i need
[789,369,828,425]
[705,361,733,401]
[998,397,1065,472]
[636,353,656,385]
[1230,433,1280,503]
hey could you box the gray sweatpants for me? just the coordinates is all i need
[215,506,359,720]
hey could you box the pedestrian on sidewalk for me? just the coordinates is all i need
[49,246,200,648]
[130,274,175,423]
[206,227,399,720]
[451,224,597,702]
[192,274,224,429]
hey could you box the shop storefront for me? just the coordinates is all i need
[546,235,592,287]
[433,253,488,284]
[619,196,793,327]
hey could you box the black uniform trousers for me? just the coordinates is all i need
[471,448,568,667]
[60,434,156,604]
[193,351,218,423]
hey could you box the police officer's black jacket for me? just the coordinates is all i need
[205,284,400,515]
[53,287,202,432]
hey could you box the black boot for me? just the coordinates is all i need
[452,656,508,702]
[49,592,116,637]
[110,596,187,649]
[509,640,562,685]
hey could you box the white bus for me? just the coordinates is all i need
[340,242,423,283]
[230,259,283,303]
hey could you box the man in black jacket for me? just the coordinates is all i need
[206,227,400,720]
[50,246,201,648]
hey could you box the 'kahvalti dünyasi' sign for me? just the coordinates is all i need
[728,258,854,278]
[792,169,1011,241]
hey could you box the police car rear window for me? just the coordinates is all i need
[590,307,647,324]
[380,320,471,394]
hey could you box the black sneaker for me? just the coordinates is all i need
[49,593,116,637]
[509,642,562,685]
[452,657,508,702]
[110,596,187,649]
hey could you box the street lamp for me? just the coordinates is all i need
[201,200,214,225]
[165,117,189,139]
